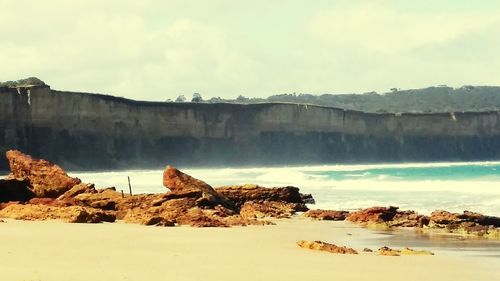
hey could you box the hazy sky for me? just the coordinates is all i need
[1,0,500,101]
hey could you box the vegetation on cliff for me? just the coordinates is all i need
[199,86,500,113]
[0,77,47,88]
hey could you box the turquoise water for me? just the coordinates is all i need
[68,161,500,217]
[308,163,500,181]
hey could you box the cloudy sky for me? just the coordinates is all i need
[1,0,500,101]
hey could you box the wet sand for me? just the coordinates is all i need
[0,218,498,281]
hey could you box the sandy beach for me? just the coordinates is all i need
[1,218,498,281]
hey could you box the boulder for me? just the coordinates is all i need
[163,165,234,209]
[5,150,81,198]
[0,179,34,203]
[304,209,349,221]
[347,206,429,228]
[377,246,434,256]
[296,240,358,254]
[0,203,115,223]
[240,201,307,219]
[215,184,312,208]
[57,183,96,200]
[428,210,500,238]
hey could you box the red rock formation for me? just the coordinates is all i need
[347,206,429,228]
[163,165,234,208]
[215,184,311,208]
[0,203,115,223]
[304,209,349,221]
[6,150,81,198]
[240,201,305,219]
[296,240,358,254]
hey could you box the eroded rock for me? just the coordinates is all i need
[0,203,115,223]
[0,179,34,203]
[6,150,81,198]
[304,209,349,221]
[297,240,358,254]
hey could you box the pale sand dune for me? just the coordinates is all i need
[0,218,498,281]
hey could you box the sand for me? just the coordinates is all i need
[0,218,498,281]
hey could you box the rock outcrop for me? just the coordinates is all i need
[163,165,234,209]
[347,206,429,228]
[5,150,81,198]
[215,184,310,208]
[304,209,349,221]
[428,210,500,238]
[377,246,434,256]
[0,204,115,223]
[296,240,358,254]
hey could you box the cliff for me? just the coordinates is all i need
[1,85,500,170]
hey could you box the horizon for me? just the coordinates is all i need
[1,1,500,101]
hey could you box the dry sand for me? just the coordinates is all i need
[1,218,498,281]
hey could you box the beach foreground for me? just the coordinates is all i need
[1,218,498,281]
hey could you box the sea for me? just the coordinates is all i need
[72,161,500,217]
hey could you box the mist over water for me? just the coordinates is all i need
[72,161,500,217]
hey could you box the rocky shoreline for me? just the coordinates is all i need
[1,150,499,243]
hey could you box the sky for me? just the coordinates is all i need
[1,0,500,101]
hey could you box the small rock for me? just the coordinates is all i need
[363,248,373,252]
[297,240,358,254]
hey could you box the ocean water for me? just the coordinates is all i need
[71,161,500,217]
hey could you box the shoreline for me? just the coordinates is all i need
[1,217,498,281]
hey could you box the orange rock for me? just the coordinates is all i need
[0,203,115,223]
[6,150,81,198]
[240,201,305,219]
[304,209,349,221]
[215,184,311,208]
[347,206,429,228]
[297,240,358,254]
[163,165,234,208]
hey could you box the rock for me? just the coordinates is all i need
[363,248,373,252]
[304,209,349,221]
[347,206,429,228]
[215,184,311,208]
[175,208,227,227]
[57,183,96,200]
[400,247,434,255]
[0,179,34,202]
[296,240,358,254]
[28,197,77,207]
[0,203,115,223]
[377,246,434,256]
[123,208,175,226]
[163,165,234,209]
[6,150,81,198]
[240,201,306,219]
[428,210,500,238]
[300,193,315,204]
[377,246,401,256]
[347,206,399,223]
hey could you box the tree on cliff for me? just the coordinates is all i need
[175,95,186,102]
[191,93,203,102]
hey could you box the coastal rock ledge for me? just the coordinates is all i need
[0,150,314,227]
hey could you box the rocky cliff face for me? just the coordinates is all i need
[1,85,500,170]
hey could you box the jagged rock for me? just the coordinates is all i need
[304,209,349,221]
[296,240,358,254]
[57,183,96,200]
[428,210,500,238]
[175,207,227,227]
[163,165,234,209]
[0,203,115,223]
[240,201,306,219]
[377,246,434,256]
[215,184,311,208]
[347,206,429,228]
[0,179,34,202]
[123,208,175,226]
[28,197,77,207]
[377,246,401,256]
[6,150,81,198]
